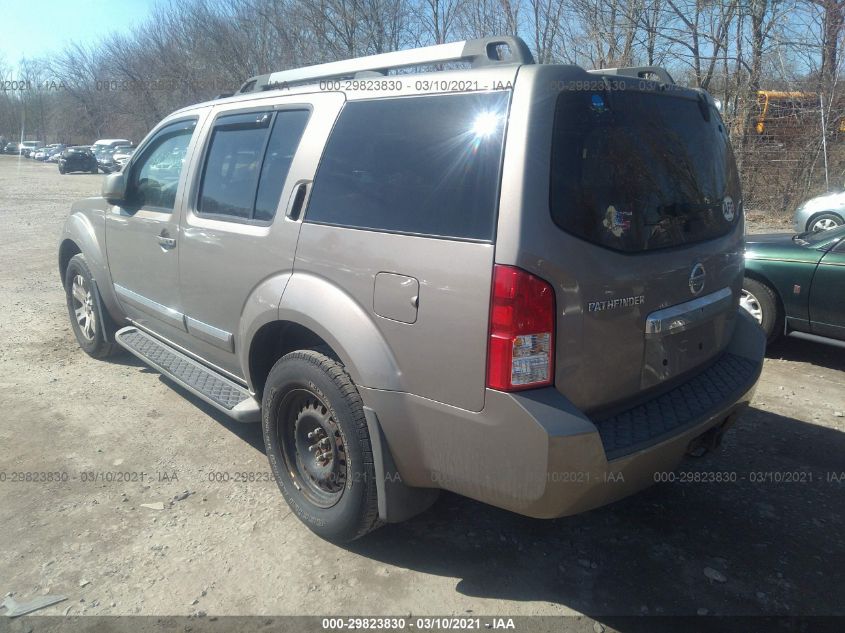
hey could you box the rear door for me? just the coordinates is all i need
[810,237,845,339]
[295,91,510,411]
[502,73,745,414]
[549,87,743,413]
[106,116,203,342]
[177,93,340,378]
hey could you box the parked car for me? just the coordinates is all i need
[793,190,845,233]
[58,146,98,174]
[742,226,845,343]
[112,144,135,169]
[19,141,42,157]
[47,145,67,162]
[58,36,764,543]
[4,142,18,154]
[91,138,131,155]
[33,144,59,161]
[95,147,120,173]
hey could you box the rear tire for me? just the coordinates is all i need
[262,349,381,542]
[64,254,119,358]
[807,212,843,232]
[741,277,783,343]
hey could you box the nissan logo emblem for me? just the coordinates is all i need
[689,263,706,295]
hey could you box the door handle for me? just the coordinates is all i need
[286,181,311,221]
[157,235,176,249]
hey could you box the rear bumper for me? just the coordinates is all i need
[361,308,765,519]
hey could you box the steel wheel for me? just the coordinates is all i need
[71,274,97,341]
[740,288,763,325]
[277,388,348,509]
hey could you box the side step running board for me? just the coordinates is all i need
[115,326,260,422]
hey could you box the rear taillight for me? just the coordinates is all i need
[487,264,555,391]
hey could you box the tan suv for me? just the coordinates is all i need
[59,36,765,542]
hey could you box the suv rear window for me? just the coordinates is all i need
[550,89,740,253]
[305,92,509,241]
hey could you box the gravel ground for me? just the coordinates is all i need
[1,155,843,626]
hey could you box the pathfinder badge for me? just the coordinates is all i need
[588,295,645,312]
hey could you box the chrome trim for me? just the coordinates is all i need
[745,256,817,264]
[114,284,186,331]
[185,316,234,352]
[128,319,247,386]
[645,287,733,337]
[688,262,706,295]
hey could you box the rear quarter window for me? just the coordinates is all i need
[305,92,509,241]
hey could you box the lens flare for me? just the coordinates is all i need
[471,112,501,137]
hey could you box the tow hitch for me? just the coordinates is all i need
[686,412,740,457]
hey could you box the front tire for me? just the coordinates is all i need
[64,254,119,358]
[262,350,381,542]
[741,277,783,343]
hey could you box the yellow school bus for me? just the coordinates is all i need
[756,90,845,135]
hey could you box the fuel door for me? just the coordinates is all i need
[373,272,419,324]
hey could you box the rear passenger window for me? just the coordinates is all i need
[255,110,311,221]
[305,92,509,241]
[198,109,309,221]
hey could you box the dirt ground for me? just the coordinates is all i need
[1,155,843,626]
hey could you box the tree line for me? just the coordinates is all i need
[1,0,843,216]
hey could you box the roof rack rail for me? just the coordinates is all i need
[588,66,675,85]
[238,36,534,94]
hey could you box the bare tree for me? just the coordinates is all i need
[527,0,566,63]
[411,0,465,45]
[661,0,737,88]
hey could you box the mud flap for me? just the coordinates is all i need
[90,279,109,344]
[363,406,439,523]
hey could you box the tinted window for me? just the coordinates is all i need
[306,92,509,241]
[198,110,309,221]
[255,110,310,221]
[129,119,196,212]
[550,89,741,252]
[199,112,271,219]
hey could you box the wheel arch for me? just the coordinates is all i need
[58,238,82,283]
[58,210,123,322]
[244,273,402,397]
[248,320,332,399]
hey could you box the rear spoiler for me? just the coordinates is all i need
[587,66,675,86]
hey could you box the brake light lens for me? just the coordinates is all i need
[487,264,555,391]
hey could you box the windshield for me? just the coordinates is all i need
[550,89,740,253]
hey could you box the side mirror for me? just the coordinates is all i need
[102,172,126,205]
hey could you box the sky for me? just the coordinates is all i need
[0,0,160,68]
